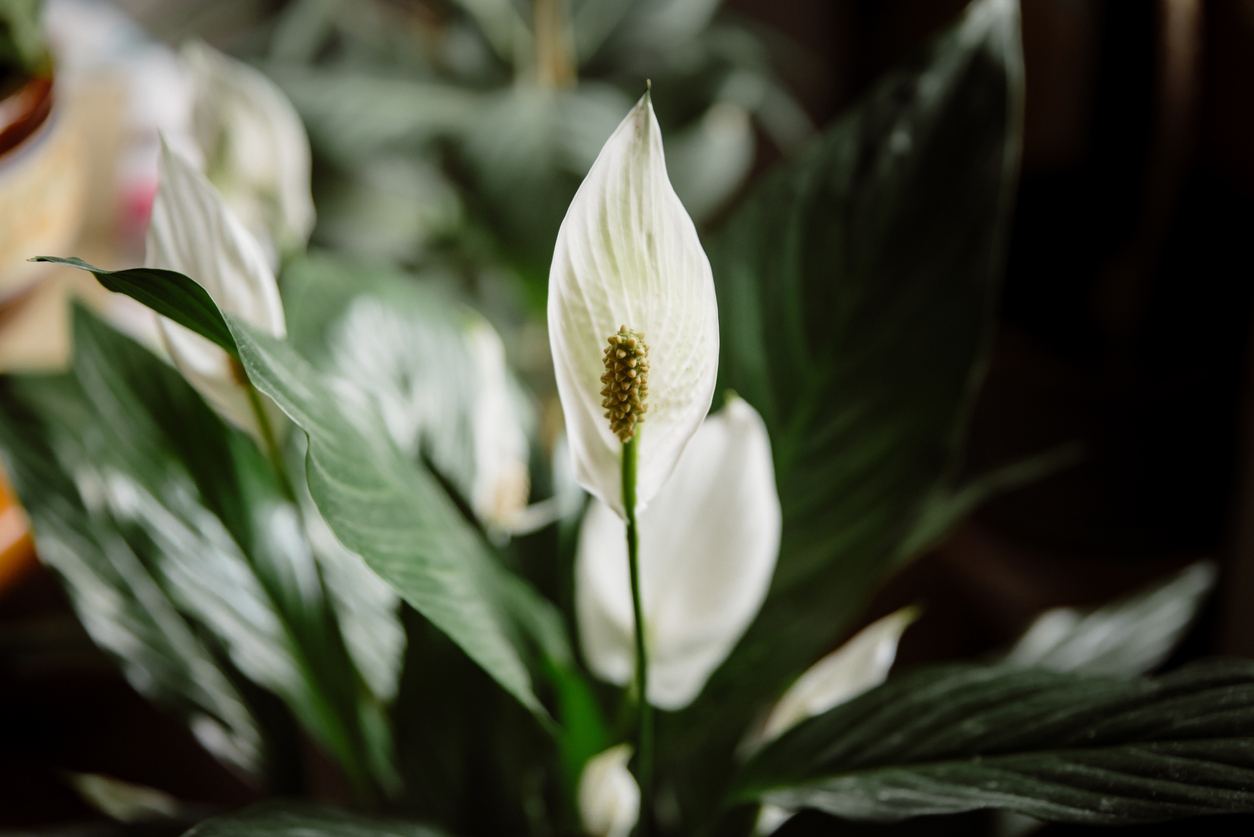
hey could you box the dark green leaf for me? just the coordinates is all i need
[676,0,1022,746]
[735,659,1254,824]
[183,802,449,837]
[32,257,236,356]
[662,0,1023,824]
[892,441,1083,563]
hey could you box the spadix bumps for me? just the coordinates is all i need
[601,326,650,443]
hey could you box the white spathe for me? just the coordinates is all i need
[146,139,285,435]
[548,92,719,519]
[576,397,780,710]
[578,744,639,837]
[465,319,532,527]
[182,41,315,265]
[758,607,919,746]
[750,606,918,836]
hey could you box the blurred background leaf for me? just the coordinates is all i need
[1005,561,1218,677]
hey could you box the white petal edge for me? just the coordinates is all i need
[578,744,639,837]
[576,396,780,710]
[548,92,719,519]
[182,40,316,261]
[757,606,920,746]
[147,138,285,434]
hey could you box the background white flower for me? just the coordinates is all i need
[578,744,639,837]
[183,40,315,266]
[146,139,285,436]
[548,92,719,519]
[576,396,780,710]
[465,319,532,528]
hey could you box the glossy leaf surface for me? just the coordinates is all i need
[736,659,1254,824]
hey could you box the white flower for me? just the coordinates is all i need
[576,396,780,710]
[146,138,285,436]
[548,92,719,519]
[756,607,919,746]
[578,744,639,837]
[749,607,918,835]
[182,41,315,265]
[465,319,532,527]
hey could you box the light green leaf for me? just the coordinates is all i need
[226,314,551,718]
[56,256,564,719]
[270,69,480,163]
[283,255,484,512]
[735,659,1254,824]
[1006,562,1218,677]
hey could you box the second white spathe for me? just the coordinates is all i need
[576,396,780,710]
[182,41,315,265]
[548,91,719,519]
[146,138,285,436]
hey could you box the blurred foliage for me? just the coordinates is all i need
[249,0,811,311]
[0,0,49,80]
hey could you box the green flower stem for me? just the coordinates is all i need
[621,434,652,835]
[242,370,297,505]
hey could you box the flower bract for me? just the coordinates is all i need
[576,396,780,709]
[548,92,719,518]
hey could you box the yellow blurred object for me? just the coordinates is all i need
[0,71,131,373]
[0,80,90,301]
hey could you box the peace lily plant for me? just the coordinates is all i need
[550,89,730,830]
[9,2,1254,836]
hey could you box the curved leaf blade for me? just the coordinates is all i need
[32,257,237,356]
[225,315,553,719]
[736,660,1254,824]
[183,802,450,837]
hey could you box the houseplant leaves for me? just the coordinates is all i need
[50,258,565,722]
[735,659,1254,824]
[0,308,394,796]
